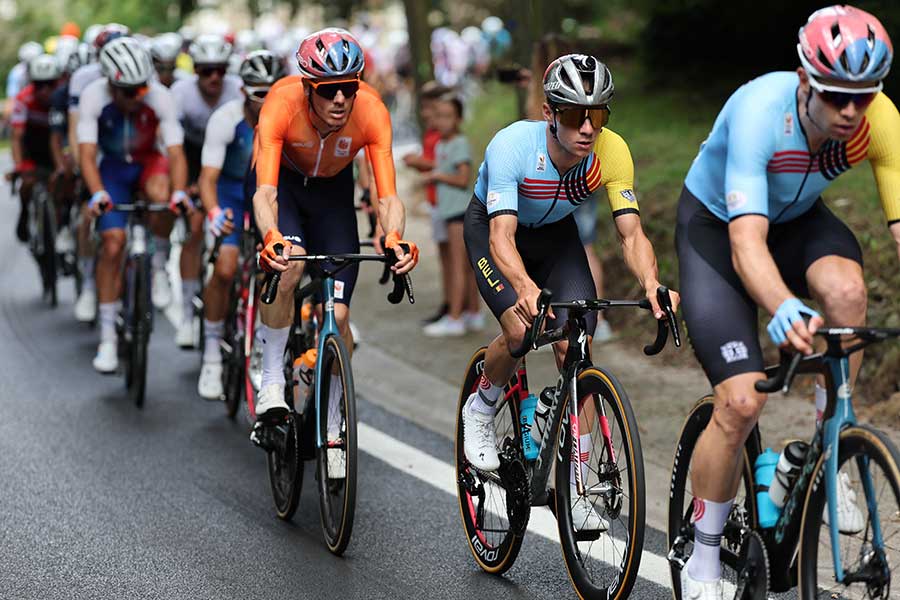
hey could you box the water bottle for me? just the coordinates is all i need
[292,348,317,411]
[531,387,554,451]
[754,448,781,528]
[768,441,808,509]
[519,394,539,461]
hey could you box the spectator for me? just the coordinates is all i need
[403,81,450,325]
[422,94,481,336]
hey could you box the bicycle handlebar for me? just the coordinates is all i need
[643,286,682,356]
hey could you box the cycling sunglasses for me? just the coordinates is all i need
[118,85,149,99]
[34,80,57,90]
[816,89,877,110]
[244,87,270,102]
[309,78,359,100]
[154,63,176,74]
[553,105,610,130]
[198,66,227,78]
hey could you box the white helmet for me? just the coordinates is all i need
[189,34,232,66]
[29,54,62,82]
[100,37,154,87]
[66,43,95,74]
[151,33,182,63]
[18,41,43,64]
[83,24,104,46]
[235,29,262,53]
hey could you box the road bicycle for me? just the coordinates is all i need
[13,169,58,306]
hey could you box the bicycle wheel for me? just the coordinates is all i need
[39,191,58,307]
[667,395,761,599]
[553,367,644,600]
[316,333,357,555]
[265,412,303,520]
[798,424,900,599]
[128,255,152,408]
[222,280,244,419]
[455,347,527,575]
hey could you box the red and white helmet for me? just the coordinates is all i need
[798,5,893,93]
[295,28,364,80]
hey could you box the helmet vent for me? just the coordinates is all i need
[831,22,842,44]
[817,49,834,71]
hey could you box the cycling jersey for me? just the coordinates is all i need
[5,62,27,100]
[473,119,638,227]
[685,71,900,225]
[254,78,397,198]
[76,78,183,161]
[201,98,253,181]
[10,83,54,169]
[68,63,102,112]
[170,74,243,149]
[49,82,69,138]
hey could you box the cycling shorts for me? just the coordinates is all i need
[260,163,359,306]
[97,153,169,232]
[217,176,246,247]
[676,186,863,386]
[464,197,597,335]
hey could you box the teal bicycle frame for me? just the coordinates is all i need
[312,273,340,449]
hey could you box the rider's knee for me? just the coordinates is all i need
[143,175,169,203]
[501,323,526,352]
[101,230,126,260]
[213,255,238,284]
[712,387,766,439]
[334,304,350,336]
[822,278,867,317]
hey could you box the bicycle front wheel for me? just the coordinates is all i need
[798,424,900,599]
[316,333,357,556]
[129,255,151,408]
[40,193,58,307]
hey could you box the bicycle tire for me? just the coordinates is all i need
[454,347,526,575]
[798,424,900,599]
[667,396,761,599]
[222,279,243,419]
[316,333,357,556]
[39,191,58,307]
[266,412,303,520]
[553,367,644,600]
[129,255,151,408]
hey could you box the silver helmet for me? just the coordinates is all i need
[151,33,182,63]
[542,54,614,106]
[239,50,284,88]
[189,34,232,66]
[28,54,63,82]
[100,37,154,87]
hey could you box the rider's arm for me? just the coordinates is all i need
[863,93,900,262]
[166,145,188,193]
[78,143,103,195]
[49,131,66,172]
[729,215,793,315]
[199,166,221,212]
[365,101,406,236]
[8,95,25,167]
[253,91,289,236]
[152,85,188,193]
[67,81,81,163]
[198,106,235,213]
[613,213,662,293]
[489,213,535,295]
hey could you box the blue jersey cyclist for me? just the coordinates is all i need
[675,6,900,599]
[195,50,284,401]
[460,54,679,530]
[77,37,190,375]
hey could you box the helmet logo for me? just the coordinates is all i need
[545,81,561,91]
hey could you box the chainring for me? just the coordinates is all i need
[734,530,769,600]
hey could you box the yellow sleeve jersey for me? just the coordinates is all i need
[862,92,900,224]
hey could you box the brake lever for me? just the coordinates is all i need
[510,288,552,359]
[260,243,283,305]
[386,243,415,304]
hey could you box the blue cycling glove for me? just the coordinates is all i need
[767,298,820,346]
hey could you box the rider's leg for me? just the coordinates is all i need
[145,171,175,309]
[179,211,204,323]
[15,176,34,241]
[202,245,238,361]
[258,244,306,383]
[95,228,127,343]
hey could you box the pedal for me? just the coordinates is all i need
[667,534,689,570]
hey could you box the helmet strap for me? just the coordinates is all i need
[803,87,830,139]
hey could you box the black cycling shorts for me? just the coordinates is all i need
[464,197,597,335]
[676,186,863,386]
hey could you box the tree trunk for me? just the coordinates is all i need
[401,0,433,128]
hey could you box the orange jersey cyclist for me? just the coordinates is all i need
[251,28,418,422]
[460,54,679,529]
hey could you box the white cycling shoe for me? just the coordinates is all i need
[74,287,97,322]
[255,383,289,421]
[570,495,609,532]
[823,470,866,534]
[680,567,724,600]
[175,319,197,349]
[92,341,118,374]
[462,395,500,471]
[198,362,223,400]
[152,269,172,310]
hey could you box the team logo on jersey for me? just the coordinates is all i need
[726,190,747,212]
[334,280,345,300]
[291,140,314,148]
[476,257,504,293]
[486,191,500,208]
[536,152,546,172]
[720,341,749,364]
[784,112,794,136]
[620,189,636,203]
[335,136,352,157]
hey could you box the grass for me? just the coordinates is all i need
[462,62,900,411]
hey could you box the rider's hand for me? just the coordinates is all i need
[207,206,234,237]
[384,230,418,274]
[646,283,681,319]
[169,189,195,215]
[767,298,823,355]
[260,228,291,273]
[514,282,554,328]
[87,190,112,218]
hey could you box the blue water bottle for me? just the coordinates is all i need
[520,394,539,461]
[754,448,781,528]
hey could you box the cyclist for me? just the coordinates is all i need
[196,50,284,400]
[460,53,679,528]
[77,37,189,373]
[4,42,43,124]
[9,54,63,243]
[675,6,898,598]
[168,33,243,346]
[150,33,188,89]
[252,28,418,422]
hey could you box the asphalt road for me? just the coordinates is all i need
[0,165,678,598]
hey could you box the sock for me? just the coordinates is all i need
[181,278,200,324]
[815,382,827,423]
[327,374,342,438]
[152,236,170,271]
[469,374,503,416]
[687,497,734,582]
[203,319,224,363]
[571,433,592,488]
[79,258,95,290]
[98,301,121,344]
[260,326,289,388]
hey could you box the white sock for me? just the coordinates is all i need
[469,374,503,416]
[203,319,224,363]
[260,326,289,388]
[571,433,592,488]
[181,278,200,324]
[152,236,170,271]
[815,382,827,423]
[327,374,342,438]
[79,258,95,290]
[98,301,120,344]
[687,497,734,582]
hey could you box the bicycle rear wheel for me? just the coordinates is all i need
[222,279,244,419]
[266,412,303,520]
[454,347,527,575]
[667,396,760,599]
[316,334,357,556]
[129,255,151,408]
[798,424,900,599]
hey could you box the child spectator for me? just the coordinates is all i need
[422,94,482,336]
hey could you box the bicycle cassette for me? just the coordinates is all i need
[734,530,769,600]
